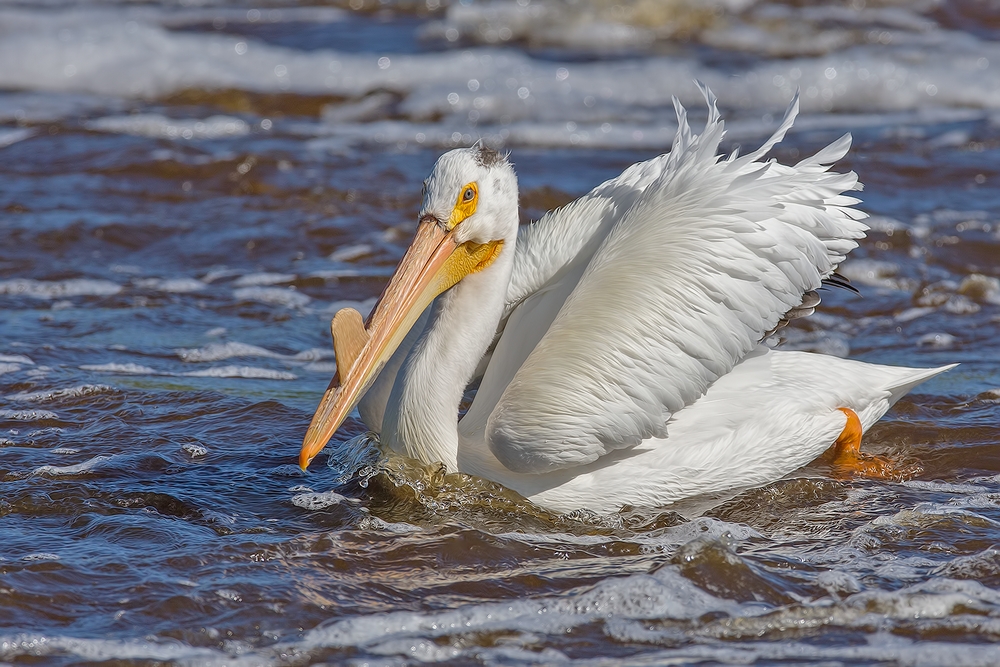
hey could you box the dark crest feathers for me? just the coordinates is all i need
[473,143,507,168]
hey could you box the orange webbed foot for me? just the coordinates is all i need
[823,408,921,481]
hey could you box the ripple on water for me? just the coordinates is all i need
[1,1,999,663]
[79,363,161,375]
[31,455,114,477]
[8,384,117,403]
[233,286,311,309]
[182,365,298,380]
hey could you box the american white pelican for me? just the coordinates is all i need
[300,87,954,514]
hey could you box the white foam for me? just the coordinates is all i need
[215,589,242,602]
[815,569,861,597]
[304,118,683,151]
[304,566,739,651]
[232,273,296,287]
[0,127,33,148]
[0,354,35,375]
[659,516,765,543]
[873,506,1000,532]
[943,294,980,315]
[495,530,622,548]
[0,409,58,420]
[500,516,765,556]
[233,286,310,308]
[846,578,1000,617]
[156,6,348,27]
[355,516,422,534]
[133,277,206,293]
[913,208,991,232]
[0,278,121,299]
[366,638,462,662]
[200,267,243,283]
[1,5,1000,149]
[425,0,808,55]
[289,348,336,362]
[80,363,159,375]
[0,354,34,365]
[937,546,1000,579]
[182,365,297,380]
[307,269,360,280]
[303,361,338,374]
[895,306,936,322]
[181,443,208,458]
[865,214,909,234]
[0,91,121,123]
[176,341,332,364]
[291,491,347,510]
[87,113,248,140]
[176,341,283,363]
[0,633,224,663]
[32,454,111,476]
[80,345,313,381]
[621,638,1000,665]
[9,384,114,402]
[328,244,373,262]
[918,332,956,348]
[959,273,1000,304]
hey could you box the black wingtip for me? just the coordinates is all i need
[821,271,861,296]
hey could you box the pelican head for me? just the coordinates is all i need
[300,144,519,469]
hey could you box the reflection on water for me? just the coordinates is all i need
[2,0,1000,664]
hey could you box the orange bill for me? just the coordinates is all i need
[299,216,503,470]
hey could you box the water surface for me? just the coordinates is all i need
[2,1,1000,664]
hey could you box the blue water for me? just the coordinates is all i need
[3,2,1000,665]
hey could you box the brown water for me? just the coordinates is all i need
[2,1,1000,665]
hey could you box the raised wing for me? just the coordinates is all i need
[473,86,868,474]
[504,145,676,313]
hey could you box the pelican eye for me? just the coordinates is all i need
[447,182,479,229]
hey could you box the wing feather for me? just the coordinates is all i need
[477,87,867,474]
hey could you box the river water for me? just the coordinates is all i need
[2,1,1000,664]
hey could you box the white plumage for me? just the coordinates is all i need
[300,86,954,514]
[460,347,947,513]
